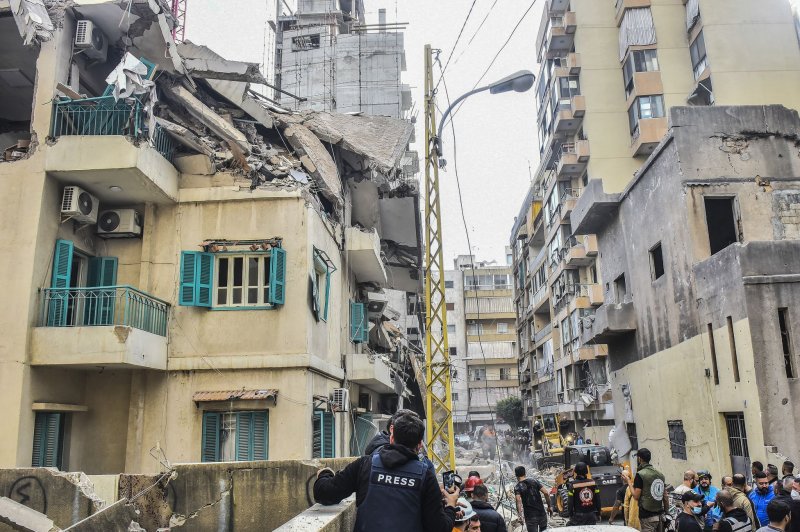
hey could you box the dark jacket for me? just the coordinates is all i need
[314,444,457,532]
[718,507,753,532]
[364,431,391,455]
[471,500,508,532]
[773,493,800,532]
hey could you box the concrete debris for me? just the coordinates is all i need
[0,496,59,532]
[283,123,343,208]
[9,0,55,45]
[105,53,156,101]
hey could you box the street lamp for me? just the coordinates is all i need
[435,70,535,167]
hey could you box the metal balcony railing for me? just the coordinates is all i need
[51,96,144,137]
[153,124,177,163]
[39,286,169,337]
[534,322,553,343]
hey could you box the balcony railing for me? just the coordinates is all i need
[52,96,143,137]
[39,286,169,337]
[153,124,177,163]
[534,322,553,343]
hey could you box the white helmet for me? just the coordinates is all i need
[455,497,477,522]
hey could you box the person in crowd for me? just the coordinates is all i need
[463,476,484,501]
[750,471,777,529]
[631,448,667,532]
[469,471,481,480]
[609,476,629,525]
[314,411,460,531]
[514,465,552,532]
[676,492,706,532]
[576,434,585,445]
[755,500,792,532]
[675,471,699,503]
[453,498,478,532]
[566,461,601,526]
[695,471,722,531]
[769,466,781,489]
[724,477,735,488]
[467,515,482,532]
[749,464,766,495]
[772,476,800,532]
[731,474,759,527]
[364,408,436,475]
[782,463,795,481]
[717,489,754,532]
[624,468,642,530]
[471,484,506,532]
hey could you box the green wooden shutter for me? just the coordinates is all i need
[201,412,220,462]
[312,411,322,458]
[269,248,286,305]
[32,413,62,468]
[350,302,367,343]
[86,257,118,325]
[312,410,334,458]
[323,270,331,321]
[251,411,268,460]
[48,240,74,326]
[180,252,213,307]
[179,252,198,306]
[235,412,251,461]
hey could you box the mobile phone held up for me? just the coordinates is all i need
[442,470,463,491]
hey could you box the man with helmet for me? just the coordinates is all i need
[464,476,484,500]
[695,470,722,531]
[632,448,668,532]
[566,461,602,526]
[453,498,478,531]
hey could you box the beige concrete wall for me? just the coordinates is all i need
[610,317,764,485]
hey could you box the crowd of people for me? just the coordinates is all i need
[312,409,799,532]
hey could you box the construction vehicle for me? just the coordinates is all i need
[550,444,624,518]
[532,413,568,468]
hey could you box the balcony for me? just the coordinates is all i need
[560,188,582,219]
[626,72,664,110]
[615,0,652,26]
[32,286,169,369]
[564,238,594,267]
[532,284,550,314]
[587,283,604,306]
[571,179,621,236]
[345,226,387,285]
[631,117,668,156]
[553,96,586,134]
[542,12,577,58]
[534,322,553,344]
[46,96,179,205]
[556,140,590,179]
[345,354,394,394]
[469,378,519,388]
[581,301,636,344]
[466,357,517,367]
[577,344,608,361]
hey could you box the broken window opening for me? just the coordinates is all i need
[727,316,741,383]
[708,323,720,385]
[704,196,739,255]
[690,30,708,80]
[614,274,627,304]
[778,308,795,379]
[0,16,38,161]
[649,242,665,281]
[668,420,687,460]
[292,34,321,51]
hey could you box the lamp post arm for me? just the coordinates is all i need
[434,85,490,156]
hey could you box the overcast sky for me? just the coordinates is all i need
[186,1,546,265]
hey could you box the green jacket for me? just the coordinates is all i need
[637,463,666,514]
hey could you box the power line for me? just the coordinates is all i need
[453,0,499,65]
[434,0,479,91]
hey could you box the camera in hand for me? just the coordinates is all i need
[442,470,463,490]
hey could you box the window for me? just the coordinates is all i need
[312,410,335,458]
[449,347,457,357]
[452,392,459,402]
[727,316,741,382]
[500,368,512,380]
[350,301,368,343]
[626,422,638,450]
[494,274,510,289]
[668,420,687,460]
[292,33,320,51]
[32,412,65,468]
[447,324,456,334]
[725,413,750,477]
[778,308,795,378]
[446,302,455,311]
[614,274,627,304]
[650,243,665,280]
[407,327,419,336]
[445,280,454,289]
[622,49,659,99]
[202,411,268,462]
[180,248,286,308]
[358,393,371,410]
[628,95,665,136]
[689,31,708,80]
[704,197,739,255]
[467,322,483,335]
[471,368,486,381]
[497,323,509,334]
[311,248,334,321]
[708,323,720,385]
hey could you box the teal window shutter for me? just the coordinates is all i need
[48,240,74,326]
[180,252,214,307]
[312,410,335,458]
[236,412,252,461]
[350,301,367,343]
[269,248,287,305]
[32,412,63,468]
[201,412,220,462]
[251,411,268,460]
[312,249,332,321]
[86,257,118,325]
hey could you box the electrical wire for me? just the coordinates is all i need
[438,62,517,516]
[453,0,500,65]
[434,0,479,92]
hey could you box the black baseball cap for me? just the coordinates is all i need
[682,492,704,503]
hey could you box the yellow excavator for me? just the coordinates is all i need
[533,413,567,468]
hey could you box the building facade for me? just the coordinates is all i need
[512,0,800,450]
[0,0,422,474]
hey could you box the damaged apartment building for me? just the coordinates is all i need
[511,0,800,474]
[0,0,425,476]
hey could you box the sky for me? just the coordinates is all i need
[185,1,546,265]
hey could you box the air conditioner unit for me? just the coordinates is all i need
[96,209,142,238]
[366,291,388,319]
[330,388,349,413]
[75,20,108,62]
[61,186,99,224]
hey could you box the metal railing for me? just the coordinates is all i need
[153,124,176,163]
[534,322,553,343]
[39,286,169,337]
[51,96,143,137]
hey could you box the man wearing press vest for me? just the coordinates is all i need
[631,448,668,532]
[313,411,460,531]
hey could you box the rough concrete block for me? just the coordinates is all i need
[273,498,355,532]
[173,154,215,175]
[63,499,139,531]
[0,497,58,532]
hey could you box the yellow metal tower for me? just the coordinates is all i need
[423,44,456,473]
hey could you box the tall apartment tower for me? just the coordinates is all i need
[512,0,800,448]
[447,254,519,433]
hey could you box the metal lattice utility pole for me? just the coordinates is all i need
[423,44,455,474]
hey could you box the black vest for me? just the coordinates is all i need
[354,453,426,532]
[568,477,599,514]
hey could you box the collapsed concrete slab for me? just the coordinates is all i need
[282,124,343,208]
[0,497,58,532]
[9,0,55,45]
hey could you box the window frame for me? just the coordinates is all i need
[213,252,272,309]
[649,242,665,281]
[312,247,335,322]
[689,31,708,80]
[312,410,335,458]
[32,412,65,469]
[667,420,688,460]
[201,410,269,463]
[628,95,665,136]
